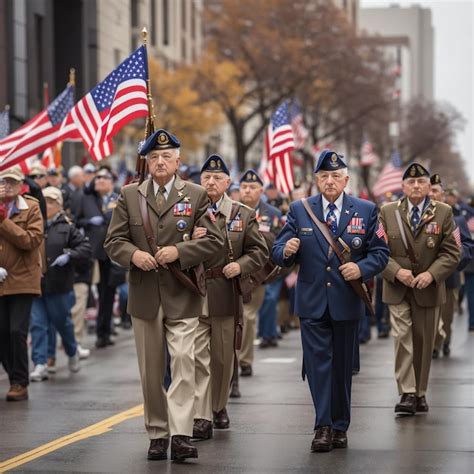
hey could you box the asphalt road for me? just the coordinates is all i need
[0,312,473,473]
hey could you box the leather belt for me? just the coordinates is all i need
[205,266,225,279]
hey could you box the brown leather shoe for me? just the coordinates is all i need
[229,381,241,398]
[147,438,169,460]
[213,408,230,429]
[170,435,198,462]
[240,364,252,377]
[6,384,28,401]
[395,393,416,415]
[311,426,333,452]
[416,395,429,413]
[192,418,213,440]
[332,429,348,448]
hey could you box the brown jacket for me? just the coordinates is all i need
[0,195,44,296]
[379,197,460,307]
[104,175,224,320]
[206,193,268,318]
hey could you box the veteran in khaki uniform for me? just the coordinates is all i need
[379,163,460,415]
[104,129,223,462]
[191,155,268,440]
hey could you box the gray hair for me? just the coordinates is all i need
[68,165,84,179]
[316,168,348,177]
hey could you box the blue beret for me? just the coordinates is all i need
[200,154,230,175]
[139,129,180,155]
[314,149,347,173]
[228,182,240,193]
[403,163,430,180]
[240,169,264,186]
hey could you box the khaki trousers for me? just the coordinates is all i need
[389,293,440,397]
[434,287,458,351]
[71,282,89,343]
[194,315,234,420]
[132,308,199,439]
[239,285,265,367]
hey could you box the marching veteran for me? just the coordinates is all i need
[0,165,44,401]
[272,150,389,452]
[192,155,268,439]
[104,129,224,462]
[379,163,460,415]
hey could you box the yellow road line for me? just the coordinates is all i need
[0,404,144,472]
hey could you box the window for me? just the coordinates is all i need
[34,14,44,107]
[151,0,156,45]
[182,0,186,30]
[163,0,169,46]
[191,0,196,39]
[131,0,138,27]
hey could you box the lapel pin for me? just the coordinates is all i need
[183,196,190,202]
[345,210,350,215]
[178,191,184,197]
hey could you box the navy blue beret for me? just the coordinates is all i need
[314,149,347,173]
[139,129,180,155]
[240,169,264,186]
[201,154,230,176]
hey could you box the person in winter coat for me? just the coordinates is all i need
[0,166,44,401]
[29,187,91,382]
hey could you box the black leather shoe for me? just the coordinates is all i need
[95,338,107,349]
[229,381,241,398]
[240,364,252,377]
[170,435,198,462]
[268,338,278,347]
[443,343,450,356]
[416,395,429,413]
[213,408,230,429]
[311,426,333,452]
[432,349,439,359]
[192,419,213,440]
[395,393,417,415]
[147,438,169,460]
[332,429,348,449]
[105,337,115,346]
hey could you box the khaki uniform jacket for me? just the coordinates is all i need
[380,197,460,307]
[206,193,269,318]
[0,195,44,296]
[104,175,224,320]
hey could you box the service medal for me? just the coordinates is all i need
[351,237,362,249]
[176,219,187,231]
[426,236,435,249]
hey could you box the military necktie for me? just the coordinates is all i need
[326,202,338,235]
[156,186,166,213]
[411,206,420,233]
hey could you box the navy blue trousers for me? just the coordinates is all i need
[300,312,357,432]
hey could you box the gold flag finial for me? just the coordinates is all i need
[68,68,76,87]
[141,27,148,45]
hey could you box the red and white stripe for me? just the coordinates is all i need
[291,113,309,149]
[372,163,404,198]
[66,79,148,162]
[360,140,379,167]
[265,124,295,195]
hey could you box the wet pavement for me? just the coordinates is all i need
[0,313,473,473]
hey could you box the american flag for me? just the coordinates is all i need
[63,45,148,162]
[0,107,9,139]
[0,86,75,171]
[263,101,295,195]
[289,100,308,149]
[376,221,388,242]
[360,138,379,167]
[453,226,462,248]
[372,151,404,198]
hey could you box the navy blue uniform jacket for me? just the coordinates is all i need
[272,193,389,321]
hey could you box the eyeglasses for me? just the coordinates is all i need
[30,174,46,179]
[0,178,22,185]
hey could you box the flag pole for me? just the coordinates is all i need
[136,26,155,184]
[68,68,76,87]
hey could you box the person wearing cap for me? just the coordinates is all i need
[429,174,473,358]
[0,166,44,401]
[272,150,389,452]
[46,168,63,188]
[228,182,240,202]
[237,169,282,382]
[29,187,91,382]
[191,155,268,439]
[379,163,460,416]
[83,163,97,186]
[77,167,122,348]
[28,162,48,189]
[64,166,85,220]
[104,129,224,462]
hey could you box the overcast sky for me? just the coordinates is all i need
[360,0,473,184]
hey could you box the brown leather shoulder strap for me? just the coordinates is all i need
[301,198,345,264]
[394,208,418,267]
[138,193,157,254]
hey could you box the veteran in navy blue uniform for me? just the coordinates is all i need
[272,150,389,452]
